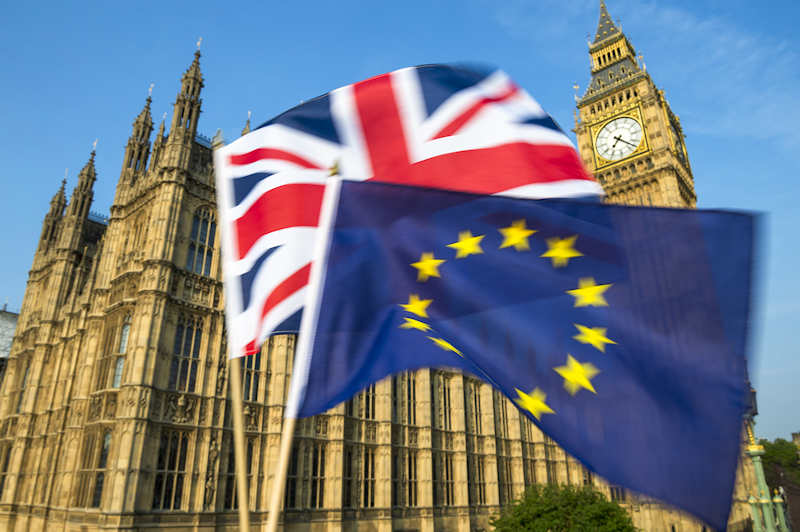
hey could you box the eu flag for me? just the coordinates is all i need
[291,180,755,529]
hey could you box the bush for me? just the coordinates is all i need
[490,484,636,532]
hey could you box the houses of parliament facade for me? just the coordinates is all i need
[0,3,759,531]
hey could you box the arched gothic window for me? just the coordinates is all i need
[186,208,216,276]
[169,316,202,393]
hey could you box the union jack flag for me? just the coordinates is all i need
[215,64,602,358]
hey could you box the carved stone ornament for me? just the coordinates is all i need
[88,396,102,421]
[244,405,258,431]
[170,393,196,424]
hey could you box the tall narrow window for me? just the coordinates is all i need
[241,350,261,402]
[610,485,626,502]
[342,446,354,508]
[112,316,131,388]
[362,384,376,420]
[186,208,216,276]
[362,447,375,507]
[407,451,417,506]
[284,444,299,509]
[75,430,112,507]
[309,443,325,508]
[0,445,12,500]
[406,372,416,425]
[168,316,202,393]
[91,432,111,507]
[223,436,253,510]
[16,361,29,413]
[152,431,189,510]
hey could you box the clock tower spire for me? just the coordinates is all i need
[575,1,696,207]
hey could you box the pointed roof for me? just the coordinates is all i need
[183,50,203,82]
[76,151,97,190]
[134,96,153,126]
[49,178,67,214]
[592,1,622,45]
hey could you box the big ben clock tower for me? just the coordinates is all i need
[575,1,696,208]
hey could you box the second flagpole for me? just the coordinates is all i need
[264,176,343,532]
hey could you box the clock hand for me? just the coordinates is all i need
[611,136,621,148]
[614,135,637,148]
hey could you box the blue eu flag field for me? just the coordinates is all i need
[294,179,756,529]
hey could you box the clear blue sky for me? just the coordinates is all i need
[1,0,797,441]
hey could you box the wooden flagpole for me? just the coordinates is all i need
[265,176,343,532]
[265,415,296,532]
[228,355,251,532]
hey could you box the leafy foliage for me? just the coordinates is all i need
[759,437,800,485]
[490,484,635,532]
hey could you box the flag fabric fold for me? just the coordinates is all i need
[290,179,755,530]
[214,64,602,357]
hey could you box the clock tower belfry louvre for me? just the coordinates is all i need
[0,6,759,532]
[575,1,697,208]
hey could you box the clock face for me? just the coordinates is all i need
[595,116,643,161]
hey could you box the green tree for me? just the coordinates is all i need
[490,484,636,532]
[759,437,800,485]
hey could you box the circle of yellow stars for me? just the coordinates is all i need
[400,219,616,422]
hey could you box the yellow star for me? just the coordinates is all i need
[399,294,433,318]
[541,235,583,267]
[573,324,616,353]
[514,387,555,420]
[411,252,445,282]
[400,317,432,332]
[566,277,612,307]
[447,230,485,258]
[427,336,463,357]
[553,354,600,396]
[499,219,537,251]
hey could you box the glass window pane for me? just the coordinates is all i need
[173,325,184,354]
[173,473,184,510]
[112,357,124,388]
[119,323,130,354]
[168,357,178,390]
[203,249,212,276]
[208,222,216,247]
[199,218,208,243]
[188,361,197,393]
[152,473,163,509]
[163,473,174,510]
[178,360,188,391]
[91,472,104,507]
[190,216,199,241]
[192,326,202,358]
[186,243,195,271]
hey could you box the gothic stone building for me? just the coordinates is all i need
[0,4,758,531]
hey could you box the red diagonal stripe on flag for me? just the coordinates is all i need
[369,143,593,194]
[257,261,311,333]
[432,85,520,139]
[234,183,324,259]
[229,148,323,169]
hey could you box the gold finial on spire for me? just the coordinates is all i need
[162,111,167,122]
[248,110,252,121]
[148,83,154,96]
[92,139,98,151]
[197,37,203,50]
[573,83,580,103]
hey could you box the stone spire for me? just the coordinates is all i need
[58,150,97,252]
[241,110,251,136]
[49,177,67,217]
[168,49,204,148]
[592,1,622,45]
[123,95,154,176]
